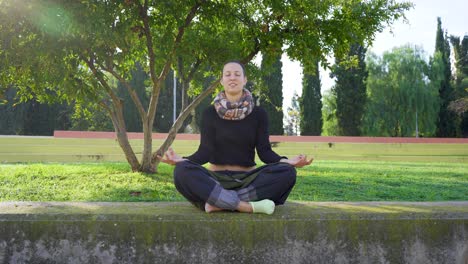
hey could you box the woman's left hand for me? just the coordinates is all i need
[280,154,313,168]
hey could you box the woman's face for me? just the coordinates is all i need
[221,62,247,97]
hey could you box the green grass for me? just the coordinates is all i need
[1,137,466,201]
[1,137,467,163]
[1,161,466,202]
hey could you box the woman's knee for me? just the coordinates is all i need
[285,164,297,185]
[273,163,297,186]
[260,163,296,186]
[173,160,195,186]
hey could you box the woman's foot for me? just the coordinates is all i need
[249,199,275,215]
[205,203,224,213]
[205,201,253,213]
[205,200,275,215]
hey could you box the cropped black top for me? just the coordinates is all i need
[185,105,286,166]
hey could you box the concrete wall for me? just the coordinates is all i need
[0,201,467,264]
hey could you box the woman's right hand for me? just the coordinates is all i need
[158,147,187,165]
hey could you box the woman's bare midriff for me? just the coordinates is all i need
[209,164,256,172]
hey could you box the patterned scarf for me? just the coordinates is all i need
[213,89,254,120]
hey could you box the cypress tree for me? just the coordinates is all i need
[260,53,284,135]
[300,60,322,135]
[434,17,457,137]
[330,43,368,136]
[449,35,468,137]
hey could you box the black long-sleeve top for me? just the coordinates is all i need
[185,105,286,166]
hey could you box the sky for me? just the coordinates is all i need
[280,0,468,112]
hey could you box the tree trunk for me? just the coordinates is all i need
[105,102,141,172]
[139,117,154,173]
[116,129,141,172]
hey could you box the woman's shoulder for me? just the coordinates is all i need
[252,106,268,119]
[203,105,216,116]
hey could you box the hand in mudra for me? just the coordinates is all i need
[280,154,313,168]
[158,147,186,165]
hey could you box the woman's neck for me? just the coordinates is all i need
[225,92,242,102]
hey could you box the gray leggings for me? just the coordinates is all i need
[173,161,297,211]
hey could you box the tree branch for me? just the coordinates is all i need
[152,78,220,163]
[139,1,157,87]
[146,0,205,124]
[82,55,127,132]
[186,58,202,84]
[101,64,147,121]
[82,56,118,102]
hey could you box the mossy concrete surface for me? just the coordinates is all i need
[0,201,467,264]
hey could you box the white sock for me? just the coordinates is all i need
[249,199,275,215]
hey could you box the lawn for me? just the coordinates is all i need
[1,136,466,202]
[1,137,467,163]
[1,160,466,202]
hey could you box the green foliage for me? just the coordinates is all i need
[363,46,440,137]
[0,0,413,107]
[300,60,322,135]
[260,53,284,135]
[0,87,72,135]
[331,43,368,136]
[321,89,339,136]
[0,0,413,171]
[0,87,26,134]
[284,92,300,135]
[70,102,113,132]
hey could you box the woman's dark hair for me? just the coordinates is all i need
[223,60,246,76]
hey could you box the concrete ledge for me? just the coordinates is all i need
[1,201,467,264]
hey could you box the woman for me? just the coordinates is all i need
[159,61,312,214]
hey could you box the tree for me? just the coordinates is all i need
[434,17,457,137]
[300,60,322,135]
[0,87,27,135]
[0,0,412,172]
[330,43,368,136]
[70,102,114,132]
[260,53,284,135]
[284,92,300,136]
[0,87,71,135]
[321,89,339,136]
[449,35,468,137]
[363,46,440,137]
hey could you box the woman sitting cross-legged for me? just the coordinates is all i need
[159,61,313,215]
